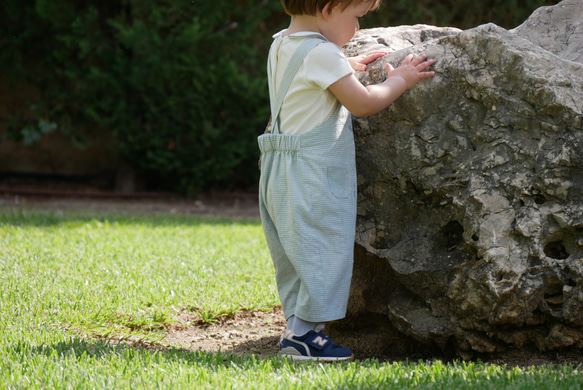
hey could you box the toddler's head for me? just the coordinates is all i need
[281,0,381,16]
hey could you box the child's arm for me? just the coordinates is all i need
[330,54,435,117]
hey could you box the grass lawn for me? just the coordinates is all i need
[1,207,582,389]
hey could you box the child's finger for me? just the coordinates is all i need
[361,51,388,65]
[385,63,394,72]
[410,54,430,66]
[401,53,414,65]
[416,59,435,71]
[355,63,367,71]
[366,50,388,59]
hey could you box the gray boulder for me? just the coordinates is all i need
[332,0,583,359]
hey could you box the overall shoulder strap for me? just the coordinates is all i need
[267,37,326,134]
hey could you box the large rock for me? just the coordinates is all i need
[332,0,583,359]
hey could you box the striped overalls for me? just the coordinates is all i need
[258,37,357,323]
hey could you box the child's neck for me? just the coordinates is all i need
[284,15,323,37]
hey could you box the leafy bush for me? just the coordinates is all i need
[1,0,279,193]
[0,0,558,193]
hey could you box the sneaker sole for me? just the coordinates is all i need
[280,352,355,362]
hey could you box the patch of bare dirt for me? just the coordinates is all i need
[105,307,286,358]
[169,308,286,356]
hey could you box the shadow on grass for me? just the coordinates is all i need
[19,336,284,368]
[20,333,399,369]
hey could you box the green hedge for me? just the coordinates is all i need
[1,0,281,193]
[0,0,558,193]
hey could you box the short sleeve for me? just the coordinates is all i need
[304,42,354,90]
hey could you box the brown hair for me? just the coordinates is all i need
[281,0,382,16]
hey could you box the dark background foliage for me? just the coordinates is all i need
[0,0,559,193]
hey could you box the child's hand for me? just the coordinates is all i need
[330,53,435,117]
[347,50,388,72]
[385,54,435,90]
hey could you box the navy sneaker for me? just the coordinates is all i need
[279,330,354,361]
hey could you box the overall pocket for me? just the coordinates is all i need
[327,165,351,199]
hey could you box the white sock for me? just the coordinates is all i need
[288,315,323,336]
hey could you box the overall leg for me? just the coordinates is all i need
[258,149,302,322]
[287,160,356,324]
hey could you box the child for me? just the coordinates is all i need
[258,0,435,361]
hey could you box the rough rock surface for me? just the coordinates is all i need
[332,0,583,359]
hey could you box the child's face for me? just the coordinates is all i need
[322,2,372,47]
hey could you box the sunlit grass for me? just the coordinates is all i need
[0,210,278,338]
[1,207,582,389]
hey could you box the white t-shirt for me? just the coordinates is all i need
[268,31,354,135]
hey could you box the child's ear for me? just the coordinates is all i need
[321,2,334,20]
